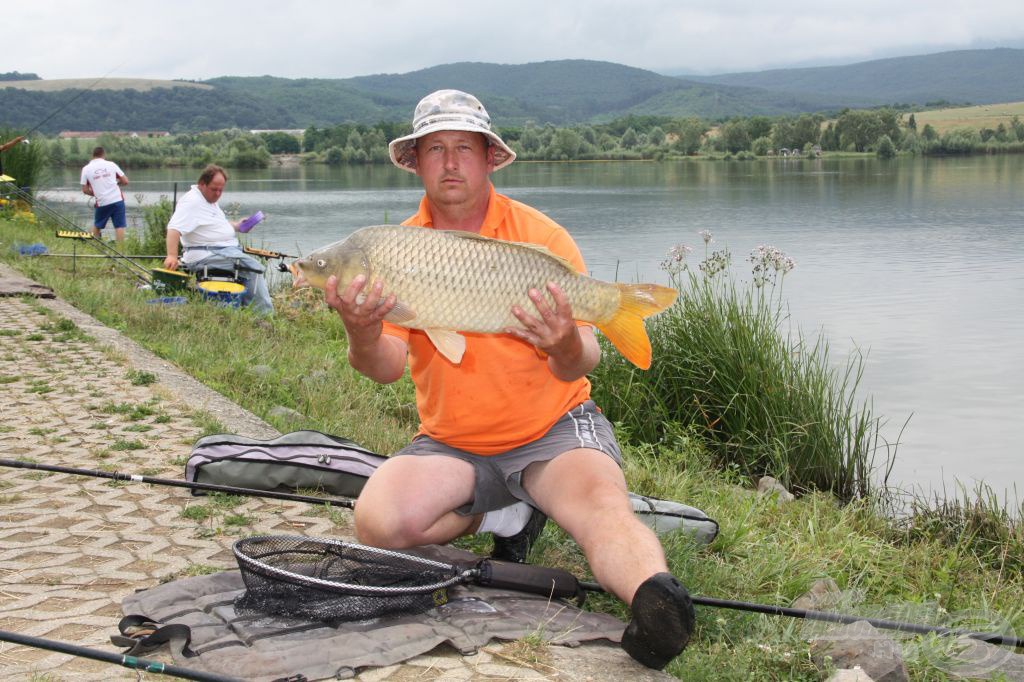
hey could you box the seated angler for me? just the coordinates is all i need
[163,165,273,314]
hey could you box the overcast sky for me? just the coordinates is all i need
[7,1,1024,81]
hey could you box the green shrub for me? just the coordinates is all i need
[591,239,887,501]
[1,128,48,192]
[140,196,174,255]
[751,136,771,156]
[875,134,897,159]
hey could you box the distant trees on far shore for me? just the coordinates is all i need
[25,108,1024,170]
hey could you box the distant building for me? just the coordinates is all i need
[57,131,170,139]
[249,129,305,136]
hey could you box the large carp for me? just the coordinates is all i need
[291,225,677,369]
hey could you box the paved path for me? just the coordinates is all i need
[0,265,670,681]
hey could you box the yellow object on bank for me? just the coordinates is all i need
[198,280,244,293]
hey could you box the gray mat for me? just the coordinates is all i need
[120,545,625,682]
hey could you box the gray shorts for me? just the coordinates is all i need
[393,400,622,515]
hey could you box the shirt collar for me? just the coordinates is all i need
[410,183,509,236]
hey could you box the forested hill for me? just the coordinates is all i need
[684,48,1024,106]
[1,48,1020,133]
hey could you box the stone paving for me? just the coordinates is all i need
[0,266,670,682]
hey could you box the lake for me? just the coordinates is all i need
[41,156,1024,499]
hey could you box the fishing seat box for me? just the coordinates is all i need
[185,430,386,499]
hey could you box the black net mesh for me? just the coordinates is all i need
[233,536,463,622]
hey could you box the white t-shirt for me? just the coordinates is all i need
[167,185,238,263]
[79,158,126,206]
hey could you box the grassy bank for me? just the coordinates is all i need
[2,214,1022,680]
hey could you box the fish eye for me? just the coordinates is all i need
[316,259,326,268]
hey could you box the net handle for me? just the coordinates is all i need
[234,535,472,596]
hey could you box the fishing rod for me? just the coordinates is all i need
[243,246,297,260]
[31,253,165,259]
[2,184,153,285]
[0,458,355,510]
[0,629,240,682]
[3,459,1020,650]
[576,580,1024,649]
[242,246,298,272]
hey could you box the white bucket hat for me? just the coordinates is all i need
[388,89,516,173]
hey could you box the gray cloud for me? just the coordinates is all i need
[6,0,1024,80]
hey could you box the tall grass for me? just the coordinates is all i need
[591,242,890,501]
[139,195,174,254]
[1,128,49,192]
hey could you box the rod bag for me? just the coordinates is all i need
[628,492,719,544]
[184,431,719,545]
[185,430,386,499]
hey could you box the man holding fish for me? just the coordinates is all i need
[299,90,690,669]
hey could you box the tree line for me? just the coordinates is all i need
[24,108,1024,172]
[301,109,1024,162]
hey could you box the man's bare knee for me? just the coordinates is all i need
[354,504,427,548]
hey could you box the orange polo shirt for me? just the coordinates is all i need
[381,184,593,454]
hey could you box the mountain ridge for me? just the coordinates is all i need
[2,48,1021,133]
[682,48,1024,105]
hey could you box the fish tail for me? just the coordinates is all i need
[594,283,678,370]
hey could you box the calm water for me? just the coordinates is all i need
[43,157,1024,497]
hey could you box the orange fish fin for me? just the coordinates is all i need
[384,300,417,325]
[594,283,678,369]
[424,328,466,364]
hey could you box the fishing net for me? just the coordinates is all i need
[233,535,466,622]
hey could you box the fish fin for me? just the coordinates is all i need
[425,328,466,364]
[443,230,577,272]
[384,300,417,324]
[512,242,576,271]
[593,283,678,370]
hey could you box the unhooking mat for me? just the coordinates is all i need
[117,544,626,682]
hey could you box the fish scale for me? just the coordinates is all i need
[360,226,610,331]
[292,225,678,369]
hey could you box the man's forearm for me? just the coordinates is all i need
[164,229,183,269]
[348,334,407,384]
[548,328,601,381]
[165,230,180,256]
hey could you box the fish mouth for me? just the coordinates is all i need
[289,261,309,288]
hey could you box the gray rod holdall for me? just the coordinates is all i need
[185,430,719,545]
[628,492,719,544]
[185,430,386,499]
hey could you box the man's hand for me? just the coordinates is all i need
[163,255,179,270]
[324,274,397,350]
[506,282,600,380]
[324,274,407,384]
[507,282,579,355]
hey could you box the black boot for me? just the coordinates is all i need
[621,572,695,669]
[490,507,547,563]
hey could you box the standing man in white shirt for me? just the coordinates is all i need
[163,164,273,314]
[80,147,129,243]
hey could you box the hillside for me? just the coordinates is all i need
[904,100,1024,135]
[5,78,211,92]
[686,48,1024,106]
[1,48,1020,133]
[208,61,713,125]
